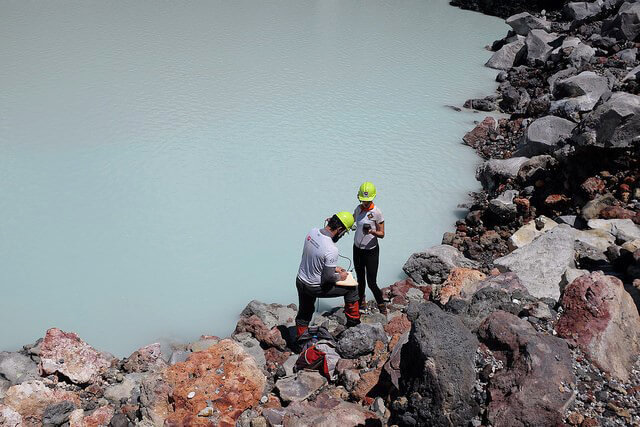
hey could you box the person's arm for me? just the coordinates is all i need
[370,221,385,238]
[321,248,347,284]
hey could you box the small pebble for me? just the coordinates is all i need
[187,391,196,399]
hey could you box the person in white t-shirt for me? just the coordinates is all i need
[295,211,360,340]
[353,182,386,314]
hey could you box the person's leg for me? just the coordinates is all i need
[353,245,367,306]
[316,283,361,327]
[295,278,316,337]
[366,245,384,305]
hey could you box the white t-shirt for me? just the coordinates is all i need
[353,205,384,249]
[297,228,339,285]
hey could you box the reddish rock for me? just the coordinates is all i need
[581,177,606,198]
[514,197,531,212]
[437,268,487,304]
[3,380,81,427]
[165,339,266,426]
[234,315,287,350]
[123,343,167,373]
[556,272,640,382]
[599,205,639,223]
[385,279,431,303]
[69,405,114,427]
[264,348,290,372]
[478,311,576,426]
[351,342,389,401]
[544,194,571,209]
[463,117,497,148]
[40,328,112,385]
[383,314,411,338]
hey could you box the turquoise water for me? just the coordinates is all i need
[0,0,505,355]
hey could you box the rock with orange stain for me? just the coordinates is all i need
[68,405,115,427]
[165,339,266,427]
[437,268,487,304]
[3,380,81,427]
[40,328,112,385]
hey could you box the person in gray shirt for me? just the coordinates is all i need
[295,212,360,339]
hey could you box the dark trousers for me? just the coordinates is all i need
[295,277,359,326]
[353,245,383,304]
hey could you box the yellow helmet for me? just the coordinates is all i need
[358,182,377,201]
[335,211,355,232]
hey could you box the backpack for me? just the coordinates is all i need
[294,326,340,381]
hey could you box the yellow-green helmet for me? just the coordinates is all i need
[358,182,377,201]
[336,211,355,231]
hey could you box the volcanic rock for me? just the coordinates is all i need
[0,405,22,427]
[336,323,387,359]
[525,29,560,65]
[39,328,112,385]
[436,268,487,304]
[516,115,577,157]
[572,92,640,149]
[486,38,526,70]
[564,1,604,21]
[601,1,640,41]
[478,311,576,426]
[276,371,327,403]
[495,224,577,300]
[476,157,528,193]
[551,71,610,117]
[463,116,497,148]
[0,352,39,385]
[239,300,297,329]
[506,12,552,35]
[280,392,380,426]
[3,380,81,427]
[508,216,558,250]
[556,272,640,382]
[397,302,478,426]
[123,343,167,373]
[234,314,287,350]
[165,339,266,426]
[403,245,479,285]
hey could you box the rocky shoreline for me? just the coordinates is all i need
[2,1,640,426]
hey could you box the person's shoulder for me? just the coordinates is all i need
[354,205,361,216]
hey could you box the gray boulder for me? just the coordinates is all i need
[517,155,559,185]
[232,333,266,368]
[275,371,327,403]
[623,64,640,81]
[397,303,479,426]
[525,30,560,65]
[240,300,297,329]
[495,225,577,300]
[572,92,640,149]
[336,323,387,359]
[568,42,596,67]
[506,12,552,36]
[486,38,526,70]
[581,193,618,220]
[0,377,9,399]
[548,67,577,94]
[476,157,529,193]
[515,115,577,157]
[602,1,640,41]
[403,245,479,285]
[0,352,39,385]
[104,373,145,403]
[42,401,76,426]
[564,1,604,21]
[588,218,640,242]
[551,71,610,117]
[618,47,638,63]
[488,190,519,222]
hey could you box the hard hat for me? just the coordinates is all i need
[335,211,355,231]
[358,182,377,201]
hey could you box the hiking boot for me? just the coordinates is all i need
[377,303,387,315]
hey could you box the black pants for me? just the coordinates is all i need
[353,245,383,304]
[295,277,359,327]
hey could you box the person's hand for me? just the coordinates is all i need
[339,270,349,281]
